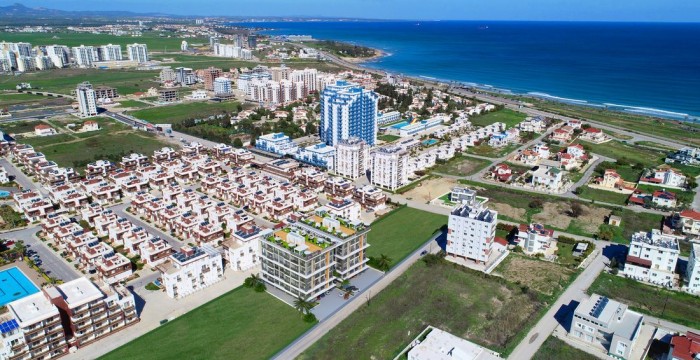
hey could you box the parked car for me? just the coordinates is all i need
[420,250,428,256]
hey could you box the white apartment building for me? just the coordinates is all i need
[335,138,369,179]
[45,45,70,68]
[686,243,700,295]
[213,77,232,95]
[291,68,318,92]
[370,146,408,191]
[0,166,8,184]
[0,291,67,360]
[159,245,224,299]
[126,43,149,63]
[446,198,497,265]
[71,45,98,67]
[623,229,679,287]
[98,44,122,61]
[76,82,98,118]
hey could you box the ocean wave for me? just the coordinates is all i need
[527,92,589,104]
[602,103,688,118]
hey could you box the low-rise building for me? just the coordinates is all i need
[678,209,700,236]
[261,215,370,299]
[222,225,271,271]
[531,165,564,190]
[570,294,643,360]
[640,165,686,189]
[685,243,700,295]
[666,331,700,360]
[517,223,554,255]
[159,245,224,299]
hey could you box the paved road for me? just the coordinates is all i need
[109,203,184,251]
[508,242,609,360]
[2,226,81,282]
[0,158,43,193]
[271,230,443,360]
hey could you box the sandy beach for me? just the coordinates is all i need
[341,48,388,63]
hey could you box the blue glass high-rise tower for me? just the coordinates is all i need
[319,80,378,147]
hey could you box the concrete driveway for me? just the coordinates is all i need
[2,226,81,282]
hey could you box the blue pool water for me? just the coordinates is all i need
[0,267,39,306]
[0,191,10,198]
[391,121,409,129]
[422,139,438,146]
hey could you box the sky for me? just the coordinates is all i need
[7,0,700,22]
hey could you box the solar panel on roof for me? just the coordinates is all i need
[0,319,19,334]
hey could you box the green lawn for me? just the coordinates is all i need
[367,206,446,268]
[100,287,313,360]
[575,140,666,168]
[298,259,547,359]
[576,186,630,205]
[470,109,526,128]
[635,141,677,151]
[0,93,71,108]
[129,101,242,124]
[0,68,160,96]
[115,100,151,109]
[465,143,519,158]
[0,31,204,50]
[588,272,700,330]
[636,184,694,206]
[430,154,492,176]
[21,118,172,168]
[592,161,643,182]
[0,120,44,134]
[377,134,400,142]
[534,337,597,360]
[530,100,700,147]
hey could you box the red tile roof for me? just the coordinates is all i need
[626,255,652,268]
[583,127,602,133]
[680,209,700,221]
[35,124,52,130]
[494,237,508,247]
[670,332,700,360]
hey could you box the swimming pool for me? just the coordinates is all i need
[422,139,439,146]
[0,191,10,198]
[0,267,39,306]
[390,121,409,129]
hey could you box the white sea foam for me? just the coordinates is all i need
[527,92,589,104]
[603,103,688,118]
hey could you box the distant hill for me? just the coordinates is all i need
[0,3,172,19]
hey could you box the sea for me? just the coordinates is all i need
[234,21,700,119]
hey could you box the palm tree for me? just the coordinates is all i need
[293,296,314,316]
[244,273,262,288]
[375,254,392,272]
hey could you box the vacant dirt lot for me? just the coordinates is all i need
[532,202,572,229]
[489,202,527,222]
[404,177,458,202]
[576,204,611,234]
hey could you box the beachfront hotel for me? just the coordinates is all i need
[260,213,370,299]
[319,80,379,147]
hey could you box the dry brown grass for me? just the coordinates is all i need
[494,254,576,296]
[404,177,458,202]
[489,202,527,222]
[532,202,572,229]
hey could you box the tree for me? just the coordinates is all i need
[569,203,584,218]
[528,198,543,209]
[374,254,392,271]
[293,296,314,316]
[244,274,265,292]
[232,138,244,148]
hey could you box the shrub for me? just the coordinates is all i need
[145,282,160,291]
[303,313,317,323]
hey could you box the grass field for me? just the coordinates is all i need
[0,120,44,134]
[588,272,700,330]
[470,109,526,128]
[635,141,677,151]
[152,54,259,69]
[533,337,597,360]
[575,140,666,168]
[20,118,172,168]
[298,259,547,359]
[0,93,71,108]
[377,134,400,142]
[115,100,151,109]
[636,184,694,206]
[100,287,313,360]
[367,206,446,268]
[465,143,519,158]
[494,254,578,297]
[0,68,160,96]
[530,100,700,147]
[576,186,630,205]
[129,101,241,124]
[430,154,492,177]
[0,31,204,51]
